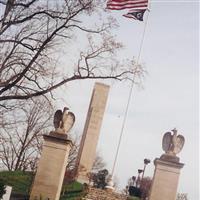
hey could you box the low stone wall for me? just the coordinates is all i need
[85,187,128,200]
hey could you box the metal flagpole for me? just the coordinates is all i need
[111,4,151,178]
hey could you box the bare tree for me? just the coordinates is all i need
[0,1,144,169]
[92,153,106,172]
[0,101,106,173]
[140,177,152,200]
[0,0,144,106]
[66,134,81,171]
[0,98,53,171]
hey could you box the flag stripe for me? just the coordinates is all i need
[107,1,148,6]
[107,0,148,4]
[107,4,148,10]
[107,2,148,7]
[107,0,148,10]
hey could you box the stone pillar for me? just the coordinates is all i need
[149,155,184,200]
[30,132,72,200]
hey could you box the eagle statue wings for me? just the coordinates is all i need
[53,107,75,134]
[162,129,185,156]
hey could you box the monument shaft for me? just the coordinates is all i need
[76,82,110,183]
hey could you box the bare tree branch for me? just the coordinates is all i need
[0,0,144,107]
[0,98,53,171]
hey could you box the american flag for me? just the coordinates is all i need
[107,0,148,11]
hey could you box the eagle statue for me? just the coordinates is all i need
[162,128,185,156]
[53,107,75,134]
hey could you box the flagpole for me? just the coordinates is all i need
[111,2,151,178]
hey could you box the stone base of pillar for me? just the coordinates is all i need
[105,186,115,193]
[30,132,72,200]
[105,176,115,192]
[149,155,184,200]
[77,171,89,184]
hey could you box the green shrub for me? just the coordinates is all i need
[0,179,6,198]
[0,171,34,195]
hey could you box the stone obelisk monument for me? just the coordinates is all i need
[30,108,75,200]
[149,129,185,200]
[76,82,110,183]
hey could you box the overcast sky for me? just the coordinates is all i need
[56,1,199,199]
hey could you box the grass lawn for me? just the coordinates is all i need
[0,170,33,195]
[60,181,86,200]
[0,170,84,199]
[127,197,141,200]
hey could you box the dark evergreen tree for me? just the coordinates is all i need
[92,169,109,189]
